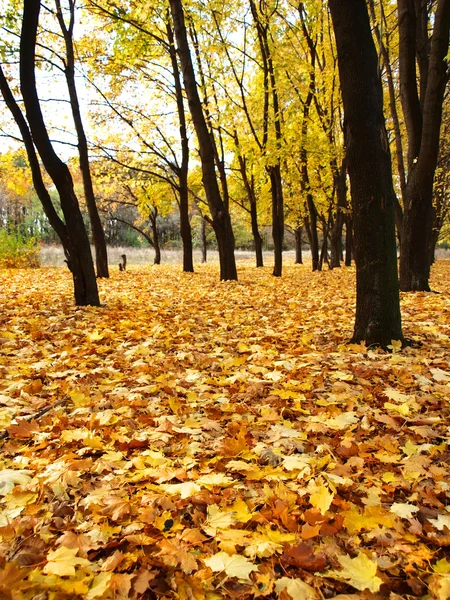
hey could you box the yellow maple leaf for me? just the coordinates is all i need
[43,546,91,577]
[309,480,334,515]
[274,577,319,599]
[86,572,113,599]
[204,551,257,581]
[330,552,383,592]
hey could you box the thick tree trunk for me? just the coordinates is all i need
[398,0,450,291]
[329,0,403,346]
[169,0,236,281]
[20,0,99,306]
[167,16,193,273]
[294,226,303,264]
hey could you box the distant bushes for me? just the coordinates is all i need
[0,230,41,268]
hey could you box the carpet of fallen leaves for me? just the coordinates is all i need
[0,260,449,600]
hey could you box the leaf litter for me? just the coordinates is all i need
[0,261,449,599]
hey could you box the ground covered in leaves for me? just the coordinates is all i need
[0,261,449,600]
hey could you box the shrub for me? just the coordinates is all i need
[0,230,41,268]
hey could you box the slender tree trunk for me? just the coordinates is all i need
[345,216,353,266]
[20,0,99,306]
[150,210,161,265]
[167,15,193,273]
[200,213,207,263]
[55,0,109,278]
[236,147,264,268]
[269,165,284,276]
[307,195,320,271]
[250,0,284,277]
[295,226,303,264]
[169,0,236,281]
[398,0,450,291]
[329,0,403,346]
[330,157,347,269]
[250,201,264,268]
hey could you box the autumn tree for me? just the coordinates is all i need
[86,0,195,273]
[329,0,403,345]
[0,1,99,306]
[398,0,450,291]
[54,0,109,278]
[169,0,237,281]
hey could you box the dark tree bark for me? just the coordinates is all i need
[330,157,347,269]
[169,0,237,281]
[249,0,284,277]
[200,212,207,263]
[329,0,403,346]
[368,0,406,241]
[306,196,320,271]
[398,0,450,291]
[149,208,161,265]
[166,15,193,273]
[55,0,109,278]
[345,216,353,267]
[234,138,264,268]
[294,226,303,264]
[4,0,99,306]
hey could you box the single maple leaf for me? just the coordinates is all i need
[0,469,33,496]
[43,546,91,577]
[204,551,257,581]
[275,577,319,599]
[329,552,383,592]
[281,542,327,571]
[6,419,40,438]
[100,496,133,521]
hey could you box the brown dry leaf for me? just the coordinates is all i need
[6,419,40,438]
[158,538,198,574]
[100,497,133,521]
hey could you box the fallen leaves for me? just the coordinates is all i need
[0,261,450,599]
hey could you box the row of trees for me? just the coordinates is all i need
[0,0,449,345]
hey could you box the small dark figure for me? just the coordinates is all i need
[119,254,127,271]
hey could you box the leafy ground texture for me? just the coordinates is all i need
[0,261,449,600]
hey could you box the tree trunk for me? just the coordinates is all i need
[236,148,264,268]
[251,201,264,268]
[398,0,450,291]
[55,0,109,278]
[307,195,320,271]
[329,0,403,346]
[269,165,284,276]
[330,157,347,269]
[149,209,161,265]
[250,0,284,277]
[294,226,303,264]
[200,213,207,263]
[345,216,353,266]
[166,15,193,273]
[20,0,99,306]
[169,0,236,281]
